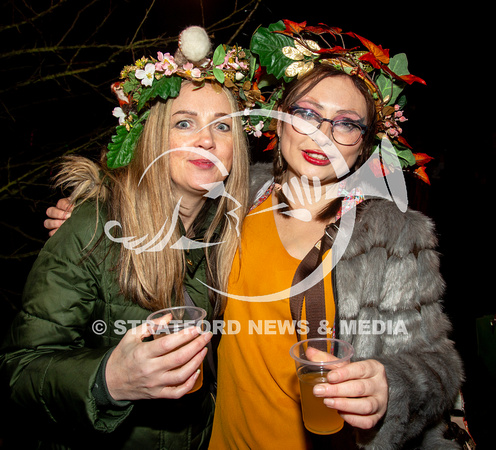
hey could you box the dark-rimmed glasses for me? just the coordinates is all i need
[288,106,367,146]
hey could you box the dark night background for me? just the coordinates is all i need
[1,0,494,448]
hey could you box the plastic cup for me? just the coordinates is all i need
[147,306,207,393]
[289,338,354,435]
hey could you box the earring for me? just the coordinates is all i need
[277,140,283,170]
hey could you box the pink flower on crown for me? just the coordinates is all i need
[155,52,178,75]
[183,62,202,78]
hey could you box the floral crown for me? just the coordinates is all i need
[106,26,262,169]
[246,20,433,183]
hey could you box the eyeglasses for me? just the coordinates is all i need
[288,106,368,146]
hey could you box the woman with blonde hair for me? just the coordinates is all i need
[41,20,465,449]
[0,28,251,449]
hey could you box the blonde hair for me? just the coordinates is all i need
[56,82,249,316]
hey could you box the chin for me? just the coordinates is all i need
[289,165,338,185]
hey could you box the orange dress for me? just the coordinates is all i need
[209,193,335,449]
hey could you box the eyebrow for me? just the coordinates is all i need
[295,101,363,119]
[172,110,231,118]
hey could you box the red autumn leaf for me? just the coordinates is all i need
[396,136,412,149]
[275,20,307,36]
[111,82,130,106]
[414,166,431,185]
[263,135,278,152]
[346,32,390,64]
[414,152,434,166]
[368,158,390,178]
[305,24,342,36]
[253,65,263,80]
[359,51,386,70]
[399,73,427,86]
[316,45,350,56]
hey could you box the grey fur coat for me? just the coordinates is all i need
[249,163,463,449]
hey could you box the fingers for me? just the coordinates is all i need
[322,390,381,415]
[305,346,340,363]
[315,377,371,399]
[46,203,73,221]
[312,360,388,429]
[148,326,212,359]
[158,365,203,399]
[106,324,212,401]
[56,198,73,212]
[45,218,66,233]
[325,359,383,384]
[155,347,208,398]
[340,409,383,430]
[45,199,73,234]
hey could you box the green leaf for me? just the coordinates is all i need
[376,53,410,105]
[212,67,225,83]
[212,44,226,66]
[379,138,416,168]
[396,94,407,109]
[388,53,410,77]
[106,111,150,169]
[107,124,142,169]
[248,54,258,81]
[137,75,182,111]
[250,21,294,82]
[396,147,416,167]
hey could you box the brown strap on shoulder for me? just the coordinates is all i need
[289,226,335,340]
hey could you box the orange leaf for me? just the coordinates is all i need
[347,32,390,64]
[399,74,427,86]
[368,158,390,178]
[358,48,390,70]
[305,24,342,36]
[281,19,307,35]
[396,136,412,149]
[317,46,349,56]
[414,166,431,185]
[263,135,277,152]
[414,152,434,166]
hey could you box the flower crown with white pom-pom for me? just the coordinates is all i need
[107,26,261,169]
[106,21,433,184]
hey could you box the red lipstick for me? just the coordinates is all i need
[189,159,215,169]
[301,150,331,166]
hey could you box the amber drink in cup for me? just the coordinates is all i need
[147,306,207,393]
[290,338,354,434]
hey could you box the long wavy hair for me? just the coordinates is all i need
[56,82,250,316]
[273,64,378,221]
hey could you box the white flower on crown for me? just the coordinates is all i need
[135,63,156,86]
[112,107,126,125]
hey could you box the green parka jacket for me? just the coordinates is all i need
[0,201,216,449]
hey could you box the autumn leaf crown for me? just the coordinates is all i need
[106,21,432,182]
[247,20,433,183]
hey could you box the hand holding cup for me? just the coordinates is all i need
[105,307,211,401]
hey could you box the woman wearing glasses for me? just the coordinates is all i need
[209,62,463,448]
[43,24,463,448]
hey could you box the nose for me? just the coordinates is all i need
[193,125,215,151]
[319,119,334,138]
[312,123,334,149]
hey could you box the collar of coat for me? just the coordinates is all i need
[177,198,220,275]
